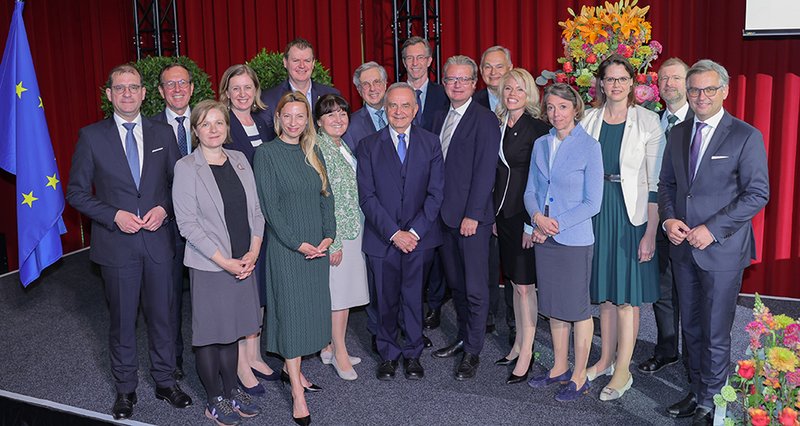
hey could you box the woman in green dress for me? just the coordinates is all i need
[579,54,666,401]
[253,91,335,425]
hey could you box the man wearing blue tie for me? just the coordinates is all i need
[357,83,444,381]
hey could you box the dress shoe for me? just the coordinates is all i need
[527,369,572,388]
[174,356,184,380]
[455,353,480,380]
[586,363,615,381]
[422,335,433,348]
[506,370,529,385]
[331,353,358,381]
[692,406,713,426]
[237,378,266,396]
[319,349,361,366]
[155,384,192,408]
[111,392,137,420]
[404,358,425,380]
[424,308,441,329]
[377,360,398,380]
[637,355,679,374]
[599,374,633,401]
[371,335,378,354]
[555,380,591,402]
[251,367,281,381]
[495,355,518,366]
[280,370,322,392]
[230,388,261,417]
[432,340,464,358]
[667,392,698,418]
[293,414,311,425]
[205,396,242,426]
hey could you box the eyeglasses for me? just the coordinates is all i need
[161,79,191,90]
[403,55,430,63]
[687,86,723,98]
[359,79,386,90]
[442,76,475,85]
[110,84,142,94]
[602,76,630,86]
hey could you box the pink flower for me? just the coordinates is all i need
[634,84,657,103]
[649,40,663,54]
[588,86,597,99]
[747,321,767,339]
[786,369,800,387]
[555,73,568,83]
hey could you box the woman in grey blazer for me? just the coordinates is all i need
[524,83,603,402]
[173,100,265,425]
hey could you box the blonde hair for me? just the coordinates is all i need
[275,91,330,196]
[494,68,542,119]
[218,64,266,111]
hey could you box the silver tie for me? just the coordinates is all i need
[439,109,459,159]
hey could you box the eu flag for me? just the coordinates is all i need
[0,1,66,286]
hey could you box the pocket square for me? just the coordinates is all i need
[151,147,164,153]
[711,155,729,160]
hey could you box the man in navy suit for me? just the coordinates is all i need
[401,36,449,132]
[343,61,388,155]
[474,45,512,112]
[357,83,444,381]
[66,64,191,420]
[430,55,501,380]
[659,59,769,425]
[151,62,194,381]
[259,38,339,127]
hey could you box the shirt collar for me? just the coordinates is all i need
[666,102,689,122]
[694,107,725,129]
[449,96,472,115]
[365,104,383,116]
[389,125,410,143]
[114,112,142,128]
[165,106,190,122]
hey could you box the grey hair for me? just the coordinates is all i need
[401,36,431,58]
[480,45,512,68]
[352,61,388,87]
[687,59,730,86]
[443,55,478,80]
[385,82,417,106]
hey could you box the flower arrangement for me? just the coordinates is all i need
[715,294,800,426]
[535,0,663,111]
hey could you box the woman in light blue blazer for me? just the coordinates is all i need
[524,83,603,401]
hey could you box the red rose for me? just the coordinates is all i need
[750,408,770,426]
[622,46,633,58]
[563,62,573,73]
[555,73,568,83]
[779,407,799,426]
[586,54,598,64]
[738,360,756,380]
[636,74,647,84]
[649,71,659,82]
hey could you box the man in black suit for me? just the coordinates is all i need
[151,62,194,381]
[66,64,191,420]
[343,61,388,154]
[474,45,512,113]
[639,57,694,376]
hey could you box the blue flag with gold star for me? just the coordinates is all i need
[0,1,66,286]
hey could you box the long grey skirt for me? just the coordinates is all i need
[534,238,593,322]
[190,268,262,347]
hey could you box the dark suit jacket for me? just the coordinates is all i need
[658,106,695,128]
[357,126,444,257]
[658,111,769,271]
[343,106,379,155]
[474,88,490,110]
[495,113,551,218]
[66,116,180,267]
[228,112,273,165]
[432,100,501,228]
[418,82,449,132]
[257,79,340,127]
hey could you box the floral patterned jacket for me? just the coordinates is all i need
[317,131,362,252]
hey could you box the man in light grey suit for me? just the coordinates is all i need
[658,59,769,425]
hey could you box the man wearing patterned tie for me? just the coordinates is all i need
[658,59,769,425]
[67,64,191,420]
[343,61,388,155]
[152,62,195,381]
[357,83,444,381]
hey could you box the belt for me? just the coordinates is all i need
[604,174,621,183]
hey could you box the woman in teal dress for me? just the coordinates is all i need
[580,54,666,401]
[253,91,335,425]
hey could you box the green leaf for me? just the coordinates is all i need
[721,385,738,402]
[713,394,727,408]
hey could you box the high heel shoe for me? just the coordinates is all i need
[293,414,311,425]
[331,353,358,381]
[599,374,633,401]
[281,370,323,392]
[494,356,518,366]
[506,361,532,384]
[586,363,615,381]
[251,367,281,381]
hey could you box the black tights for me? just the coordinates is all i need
[195,342,239,405]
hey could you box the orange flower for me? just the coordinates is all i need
[749,408,770,426]
[779,407,799,426]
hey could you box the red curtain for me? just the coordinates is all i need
[1,0,799,297]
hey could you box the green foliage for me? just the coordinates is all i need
[100,56,215,118]
[247,49,332,91]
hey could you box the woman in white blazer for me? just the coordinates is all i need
[579,54,666,401]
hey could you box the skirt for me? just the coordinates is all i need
[496,210,536,284]
[189,269,261,347]
[534,238,593,322]
[329,230,370,310]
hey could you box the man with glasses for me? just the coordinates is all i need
[67,64,191,420]
[401,36,449,132]
[152,62,195,381]
[344,61,389,155]
[659,59,769,425]
[430,55,500,380]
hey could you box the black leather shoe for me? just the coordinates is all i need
[494,356,517,366]
[371,335,378,354]
[422,335,433,348]
[293,414,311,425]
[455,353,480,380]
[112,392,136,420]
[506,370,528,384]
[667,392,697,418]
[155,384,192,408]
[432,340,464,358]
[424,308,441,329]
[638,355,679,374]
[377,360,398,380]
[691,406,713,426]
[280,370,322,392]
[404,358,425,380]
[174,356,184,380]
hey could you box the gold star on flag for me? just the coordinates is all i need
[16,81,27,99]
[38,96,43,108]
[46,174,59,189]
[21,191,38,207]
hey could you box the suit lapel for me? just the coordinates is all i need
[694,112,732,182]
[140,118,156,186]
[536,135,552,182]
[194,150,227,224]
[104,118,139,188]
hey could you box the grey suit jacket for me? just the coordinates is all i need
[172,148,265,271]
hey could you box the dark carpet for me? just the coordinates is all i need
[0,250,793,425]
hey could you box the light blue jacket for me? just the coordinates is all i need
[523,123,603,246]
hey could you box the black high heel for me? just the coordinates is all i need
[293,414,311,425]
[281,370,322,393]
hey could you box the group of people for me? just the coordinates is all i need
[65,35,769,426]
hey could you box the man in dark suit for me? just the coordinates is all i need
[151,62,194,381]
[66,64,192,420]
[474,45,512,113]
[343,61,388,155]
[639,57,694,376]
[259,38,339,127]
[659,59,769,425]
[430,55,501,380]
[357,83,444,381]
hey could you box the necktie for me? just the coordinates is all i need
[175,116,188,156]
[665,113,679,138]
[123,122,140,188]
[440,109,459,159]
[375,109,387,130]
[689,122,706,181]
[413,89,423,126]
[397,133,407,163]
